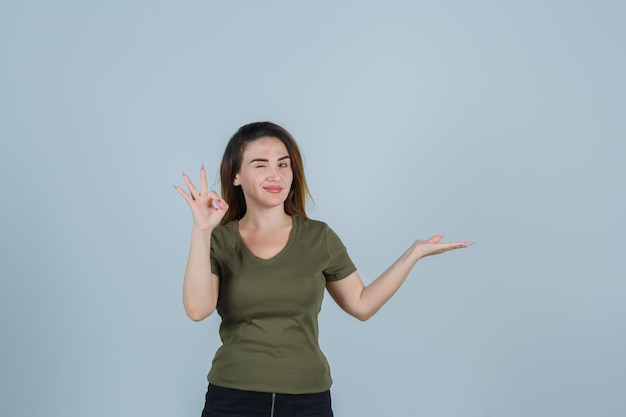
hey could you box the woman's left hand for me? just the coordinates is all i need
[412,235,473,260]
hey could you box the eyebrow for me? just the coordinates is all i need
[249,155,291,164]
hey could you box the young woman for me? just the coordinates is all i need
[174,122,472,417]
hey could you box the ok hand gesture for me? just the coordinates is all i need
[174,166,228,232]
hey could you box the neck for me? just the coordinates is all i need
[238,206,291,231]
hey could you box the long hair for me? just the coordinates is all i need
[219,122,311,225]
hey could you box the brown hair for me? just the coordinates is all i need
[219,122,311,225]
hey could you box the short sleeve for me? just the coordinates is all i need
[323,225,357,282]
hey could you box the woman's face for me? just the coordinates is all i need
[233,136,294,210]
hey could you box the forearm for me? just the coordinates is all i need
[329,235,470,321]
[182,228,217,321]
[357,243,421,320]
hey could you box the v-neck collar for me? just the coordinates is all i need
[231,215,298,265]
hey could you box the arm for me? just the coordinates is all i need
[182,229,221,321]
[326,235,472,321]
[175,166,228,321]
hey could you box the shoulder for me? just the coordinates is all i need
[293,215,345,244]
[295,215,328,228]
[293,215,334,235]
[211,221,238,247]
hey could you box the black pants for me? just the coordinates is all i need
[201,384,334,417]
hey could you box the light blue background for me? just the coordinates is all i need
[1,1,624,416]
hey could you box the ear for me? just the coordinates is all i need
[233,174,240,186]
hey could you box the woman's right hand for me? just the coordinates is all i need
[174,166,228,232]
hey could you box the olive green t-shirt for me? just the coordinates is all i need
[208,215,356,394]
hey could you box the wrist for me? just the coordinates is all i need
[408,241,425,263]
[191,226,214,238]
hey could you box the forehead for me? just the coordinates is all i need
[242,136,289,159]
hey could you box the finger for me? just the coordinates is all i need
[205,190,219,207]
[182,171,200,199]
[441,241,473,251]
[173,185,194,205]
[200,165,209,196]
[204,190,226,210]
[427,234,444,243]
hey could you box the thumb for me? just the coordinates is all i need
[427,234,444,243]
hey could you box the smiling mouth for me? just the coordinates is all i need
[264,186,283,193]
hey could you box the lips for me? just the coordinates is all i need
[264,186,283,194]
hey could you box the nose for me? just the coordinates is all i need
[266,166,279,181]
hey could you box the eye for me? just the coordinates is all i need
[279,162,289,168]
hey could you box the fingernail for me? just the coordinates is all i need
[201,164,205,171]
[182,171,187,177]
